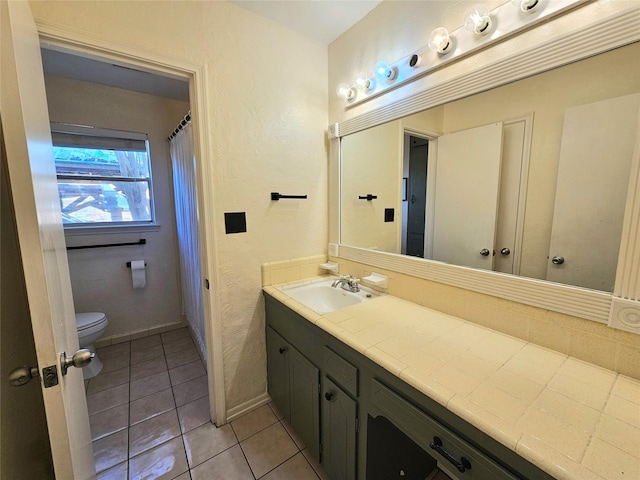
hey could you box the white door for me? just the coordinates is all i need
[493,118,529,275]
[547,94,640,291]
[1,2,95,479]
[432,123,503,270]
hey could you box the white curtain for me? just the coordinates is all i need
[169,121,206,362]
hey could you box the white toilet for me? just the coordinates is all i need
[76,312,109,379]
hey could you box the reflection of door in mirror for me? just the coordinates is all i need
[547,93,640,292]
[404,135,428,258]
[431,123,503,270]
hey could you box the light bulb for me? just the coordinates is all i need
[465,6,492,35]
[428,27,452,54]
[511,0,541,13]
[355,73,375,92]
[336,83,356,101]
[374,61,398,83]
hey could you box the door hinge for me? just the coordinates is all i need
[42,365,58,388]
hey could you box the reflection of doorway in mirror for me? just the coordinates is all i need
[402,134,429,257]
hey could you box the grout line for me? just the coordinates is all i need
[95,327,325,479]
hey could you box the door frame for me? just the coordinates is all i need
[402,128,437,259]
[36,21,227,425]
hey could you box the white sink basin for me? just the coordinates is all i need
[279,278,380,314]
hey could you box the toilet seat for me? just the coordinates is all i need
[76,312,107,332]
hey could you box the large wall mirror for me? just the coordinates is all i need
[340,42,640,295]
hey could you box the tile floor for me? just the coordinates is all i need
[87,327,330,480]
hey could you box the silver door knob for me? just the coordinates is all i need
[479,249,490,256]
[551,256,565,265]
[9,366,39,387]
[500,248,511,256]
[60,349,94,375]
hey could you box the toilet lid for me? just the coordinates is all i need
[76,312,107,331]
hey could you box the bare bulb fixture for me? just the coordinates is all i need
[511,0,541,13]
[336,83,356,101]
[374,61,398,83]
[428,27,452,54]
[465,6,493,35]
[355,73,376,92]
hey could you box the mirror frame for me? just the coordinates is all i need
[329,7,640,329]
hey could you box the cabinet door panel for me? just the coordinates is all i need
[322,377,357,480]
[266,326,290,420]
[289,348,320,459]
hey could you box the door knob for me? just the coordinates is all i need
[8,366,39,387]
[60,349,94,375]
[500,248,511,256]
[551,256,565,265]
[479,248,490,256]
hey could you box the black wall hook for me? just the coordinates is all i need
[358,194,378,201]
[271,192,308,200]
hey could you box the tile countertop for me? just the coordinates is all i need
[263,282,640,480]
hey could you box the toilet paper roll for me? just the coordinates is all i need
[130,260,146,289]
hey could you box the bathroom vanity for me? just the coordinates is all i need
[263,280,638,480]
[265,288,543,480]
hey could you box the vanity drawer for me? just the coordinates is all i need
[324,347,358,397]
[371,379,518,480]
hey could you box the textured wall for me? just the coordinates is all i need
[30,0,328,411]
[44,75,188,340]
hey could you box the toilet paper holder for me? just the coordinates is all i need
[126,262,147,268]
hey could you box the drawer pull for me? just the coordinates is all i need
[429,436,472,473]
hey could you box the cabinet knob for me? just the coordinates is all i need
[324,392,334,401]
[279,347,287,354]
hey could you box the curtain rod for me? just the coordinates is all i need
[168,111,191,141]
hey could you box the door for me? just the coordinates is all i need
[493,118,529,275]
[322,377,357,480]
[547,94,640,291]
[432,123,503,270]
[289,348,320,460]
[266,326,291,420]
[1,123,55,479]
[406,136,428,258]
[1,2,95,478]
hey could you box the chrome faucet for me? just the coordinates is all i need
[331,275,360,293]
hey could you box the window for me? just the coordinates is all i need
[51,123,155,227]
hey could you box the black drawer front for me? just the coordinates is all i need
[370,379,518,480]
[324,347,358,397]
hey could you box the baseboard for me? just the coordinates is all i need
[94,321,188,348]
[225,392,271,424]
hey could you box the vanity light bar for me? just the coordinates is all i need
[337,0,591,107]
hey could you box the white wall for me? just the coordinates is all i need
[30,0,328,411]
[44,75,189,340]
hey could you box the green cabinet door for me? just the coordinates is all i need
[289,347,320,459]
[266,326,290,421]
[322,377,357,480]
